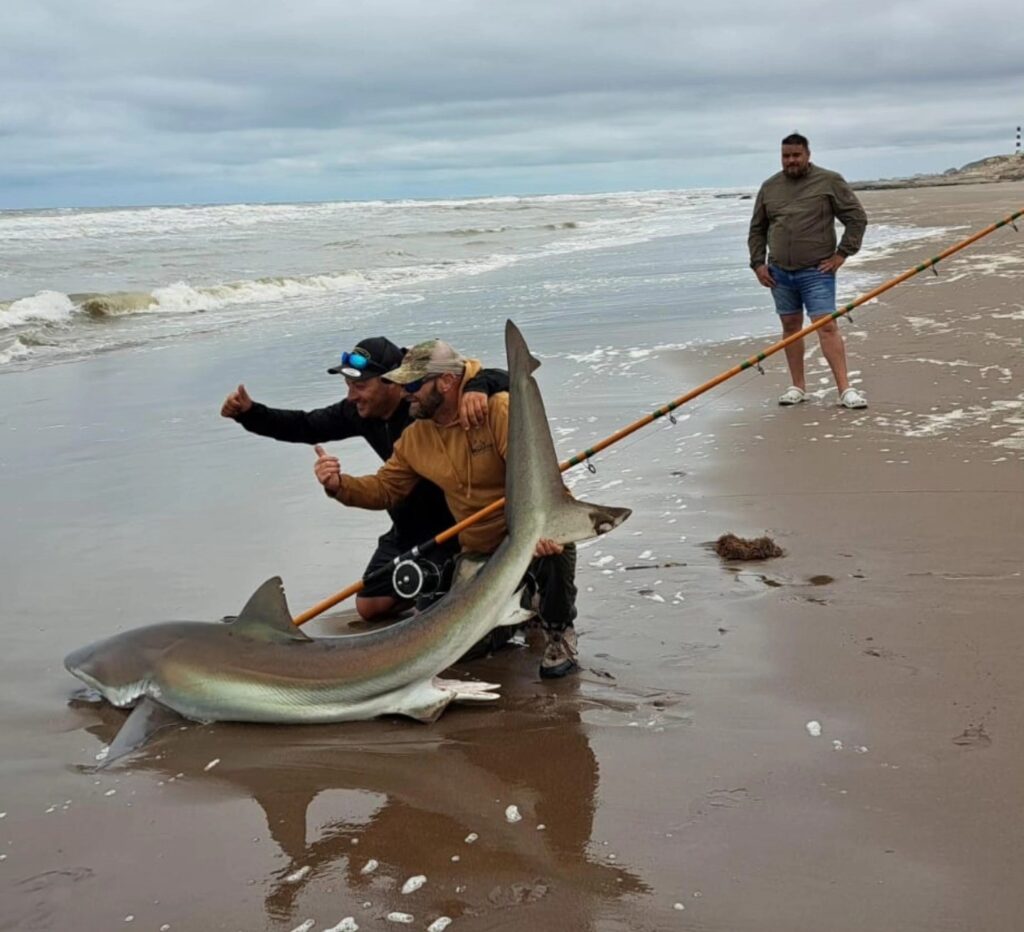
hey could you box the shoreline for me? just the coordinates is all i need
[644,179,1024,928]
[2,181,1023,931]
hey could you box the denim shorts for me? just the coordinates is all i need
[769,265,836,319]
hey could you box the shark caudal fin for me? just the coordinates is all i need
[504,320,632,547]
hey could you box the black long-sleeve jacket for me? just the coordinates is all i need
[236,368,509,548]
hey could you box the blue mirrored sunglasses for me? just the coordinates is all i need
[341,350,368,369]
[337,350,373,378]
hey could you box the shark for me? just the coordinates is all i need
[64,320,631,758]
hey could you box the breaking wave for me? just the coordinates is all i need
[0,270,377,332]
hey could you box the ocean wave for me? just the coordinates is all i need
[857,224,953,261]
[75,292,158,317]
[0,290,77,329]
[0,336,34,365]
[0,271,378,330]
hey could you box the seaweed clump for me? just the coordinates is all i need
[714,533,784,561]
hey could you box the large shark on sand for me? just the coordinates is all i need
[64,321,631,757]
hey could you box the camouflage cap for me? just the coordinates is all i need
[383,339,466,384]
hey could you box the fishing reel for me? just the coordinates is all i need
[392,558,443,600]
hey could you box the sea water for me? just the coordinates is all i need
[0,190,942,371]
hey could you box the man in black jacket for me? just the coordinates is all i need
[221,336,509,621]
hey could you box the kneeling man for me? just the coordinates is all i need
[313,339,579,678]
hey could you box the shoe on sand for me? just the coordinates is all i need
[540,626,579,679]
[778,386,807,406]
[839,387,868,409]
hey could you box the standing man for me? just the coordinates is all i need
[221,337,508,621]
[313,339,581,679]
[748,132,869,408]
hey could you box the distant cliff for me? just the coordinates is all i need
[854,153,1024,190]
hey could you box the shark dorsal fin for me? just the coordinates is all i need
[232,577,311,642]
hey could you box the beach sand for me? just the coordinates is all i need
[2,183,1023,931]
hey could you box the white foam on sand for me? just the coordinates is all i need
[904,316,955,335]
[934,252,1024,284]
[904,395,1024,444]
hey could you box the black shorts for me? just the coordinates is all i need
[360,526,459,600]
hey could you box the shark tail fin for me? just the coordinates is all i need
[504,320,632,548]
[545,493,633,548]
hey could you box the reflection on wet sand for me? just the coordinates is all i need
[73,650,649,929]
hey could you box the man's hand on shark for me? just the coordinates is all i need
[314,444,341,496]
[534,537,563,557]
[64,322,631,763]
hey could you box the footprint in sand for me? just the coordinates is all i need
[952,724,992,749]
[705,787,750,809]
[686,787,752,822]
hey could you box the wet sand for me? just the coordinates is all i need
[3,183,1024,931]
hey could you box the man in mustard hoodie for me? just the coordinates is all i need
[313,339,580,678]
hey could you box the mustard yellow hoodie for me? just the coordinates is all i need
[334,359,509,553]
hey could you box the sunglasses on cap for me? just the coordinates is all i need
[402,374,439,394]
[337,349,377,379]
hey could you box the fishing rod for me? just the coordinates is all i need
[292,205,1023,626]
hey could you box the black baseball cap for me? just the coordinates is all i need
[327,337,407,380]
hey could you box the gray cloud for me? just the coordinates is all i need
[2,0,1021,206]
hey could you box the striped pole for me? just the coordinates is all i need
[294,206,1024,625]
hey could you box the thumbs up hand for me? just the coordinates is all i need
[313,444,342,496]
[221,384,254,419]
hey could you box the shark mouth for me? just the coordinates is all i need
[69,667,152,709]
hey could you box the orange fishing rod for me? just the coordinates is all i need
[293,206,1023,626]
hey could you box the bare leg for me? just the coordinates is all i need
[780,313,807,390]
[815,320,851,394]
[355,594,405,621]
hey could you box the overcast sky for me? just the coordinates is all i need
[2,0,1021,208]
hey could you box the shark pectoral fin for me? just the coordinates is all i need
[399,679,502,723]
[401,684,457,724]
[102,697,183,766]
[231,577,312,642]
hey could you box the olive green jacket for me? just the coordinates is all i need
[747,164,867,271]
